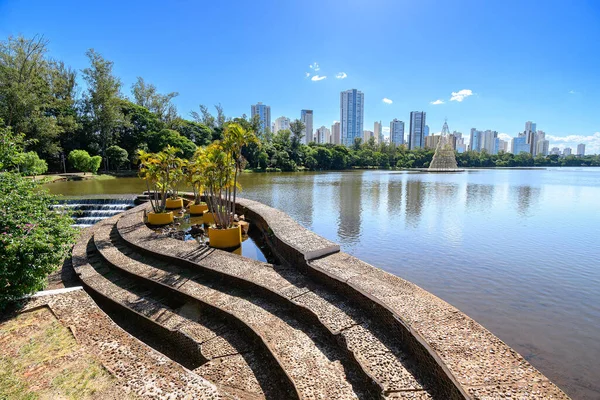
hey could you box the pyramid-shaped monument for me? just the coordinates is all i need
[429,120,460,171]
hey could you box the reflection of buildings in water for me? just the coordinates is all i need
[386,179,404,216]
[465,183,495,211]
[337,173,362,245]
[405,179,425,228]
[512,185,541,216]
[431,182,459,206]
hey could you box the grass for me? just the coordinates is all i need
[0,308,124,399]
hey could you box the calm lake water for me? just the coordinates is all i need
[45,168,600,399]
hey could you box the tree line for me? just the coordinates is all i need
[1,34,598,175]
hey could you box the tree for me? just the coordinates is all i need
[68,149,102,174]
[131,77,178,122]
[107,145,128,171]
[0,172,77,309]
[13,151,47,176]
[0,119,25,170]
[146,128,196,158]
[168,118,212,146]
[82,49,127,171]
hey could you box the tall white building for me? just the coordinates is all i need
[563,147,572,156]
[550,147,561,155]
[536,139,550,156]
[363,130,374,142]
[481,130,499,154]
[408,111,426,149]
[453,131,467,153]
[469,128,482,152]
[390,119,405,145]
[577,143,586,156]
[340,89,364,146]
[498,139,508,153]
[316,126,330,144]
[374,121,383,144]
[301,110,314,143]
[251,102,271,133]
[524,121,537,155]
[273,116,290,133]
[331,122,341,145]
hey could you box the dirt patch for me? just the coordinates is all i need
[0,307,134,399]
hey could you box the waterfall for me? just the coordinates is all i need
[52,198,136,228]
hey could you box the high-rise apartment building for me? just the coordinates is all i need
[550,147,561,155]
[498,139,509,153]
[563,147,572,156]
[524,121,537,155]
[536,139,550,156]
[469,128,482,152]
[301,110,314,143]
[340,89,364,146]
[363,130,374,142]
[408,111,426,149]
[481,130,499,154]
[374,121,383,144]
[511,133,530,154]
[273,116,290,133]
[453,131,466,153]
[331,122,341,145]
[424,125,430,137]
[577,143,586,156]
[390,119,405,145]
[316,126,330,144]
[251,102,271,133]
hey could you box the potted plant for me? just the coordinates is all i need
[137,146,183,225]
[186,148,209,215]
[203,123,258,249]
[166,159,185,209]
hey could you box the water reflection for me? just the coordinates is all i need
[512,185,541,217]
[337,172,362,245]
[405,179,425,228]
[465,183,495,212]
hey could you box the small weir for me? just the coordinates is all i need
[52,198,136,228]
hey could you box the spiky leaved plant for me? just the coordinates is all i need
[137,145,184,213]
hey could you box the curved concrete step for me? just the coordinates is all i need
[116,204,436,399]
[72,225,287,399]
[98,216,372,399]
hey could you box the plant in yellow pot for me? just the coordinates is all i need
[186,148,209,216]
[203,123,259,249]
[137,146,183,225]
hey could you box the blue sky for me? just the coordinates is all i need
[1,0,599,153]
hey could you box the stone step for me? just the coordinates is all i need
[72,225,280,399]
[95,217,368,400]
[116,204,434,398]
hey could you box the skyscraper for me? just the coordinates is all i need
[481,130,499,154]
[363,130,374,142]
[469,128,482,152]
[340,89,364,146]
[301,110,314,143]
[316,126,330,144]
[251,102,271,133]
[331,122,341,145]
[577,143,586,156]
[273,116,290,133]
[511,133,529,154]
[525,121,537,155]
[374,121,383,144]
[563,147,572,156]
[390,119,405,145]
[408,111,426,150]
[424,125,430,137]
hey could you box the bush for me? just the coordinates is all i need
[14,151,48,176]
[0,173,77,309]
[68,149,102,174]
[106,145,129,170]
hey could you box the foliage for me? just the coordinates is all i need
[67,149,101,174]
[13,151,47,176]
[0,120,25,170]
[137,146,184,213]
[131,77,178,123]
[106,145,128,170]
[0,173,77,309]
[146,128,196,158]
[185,147,208,204]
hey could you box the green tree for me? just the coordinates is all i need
[82,49,127,171]
[13,151,47,177]
[146,128,196,158]
[68,149,101,174]
[106,145,128,171]
[0,119,25,170]
[131,77,178,122]
[0,173,77,309]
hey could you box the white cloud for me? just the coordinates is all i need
[311,75,326,81]
[569,90,577,94]
[547,132,600,154]
[450,89,474,102]
[430,99,444,105]
[382,98,393,104]
[305,72,310,78]
[309,62,320,71]
[498,133,512,142]
[335,72,347,79]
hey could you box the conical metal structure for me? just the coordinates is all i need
[429,120,459,171]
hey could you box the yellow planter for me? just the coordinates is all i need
[203,210,215,225]
[147,211,174,225]
[166,198,184,209]
[189,203,208,215]
[208,225,242,249]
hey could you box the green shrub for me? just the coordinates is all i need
[68,150,102,174]
[14,151,48,176]
[0,173,77,309]
[106,145,129,170]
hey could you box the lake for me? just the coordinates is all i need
[45,168,600,399]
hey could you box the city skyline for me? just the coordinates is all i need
[3,1,598,153]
